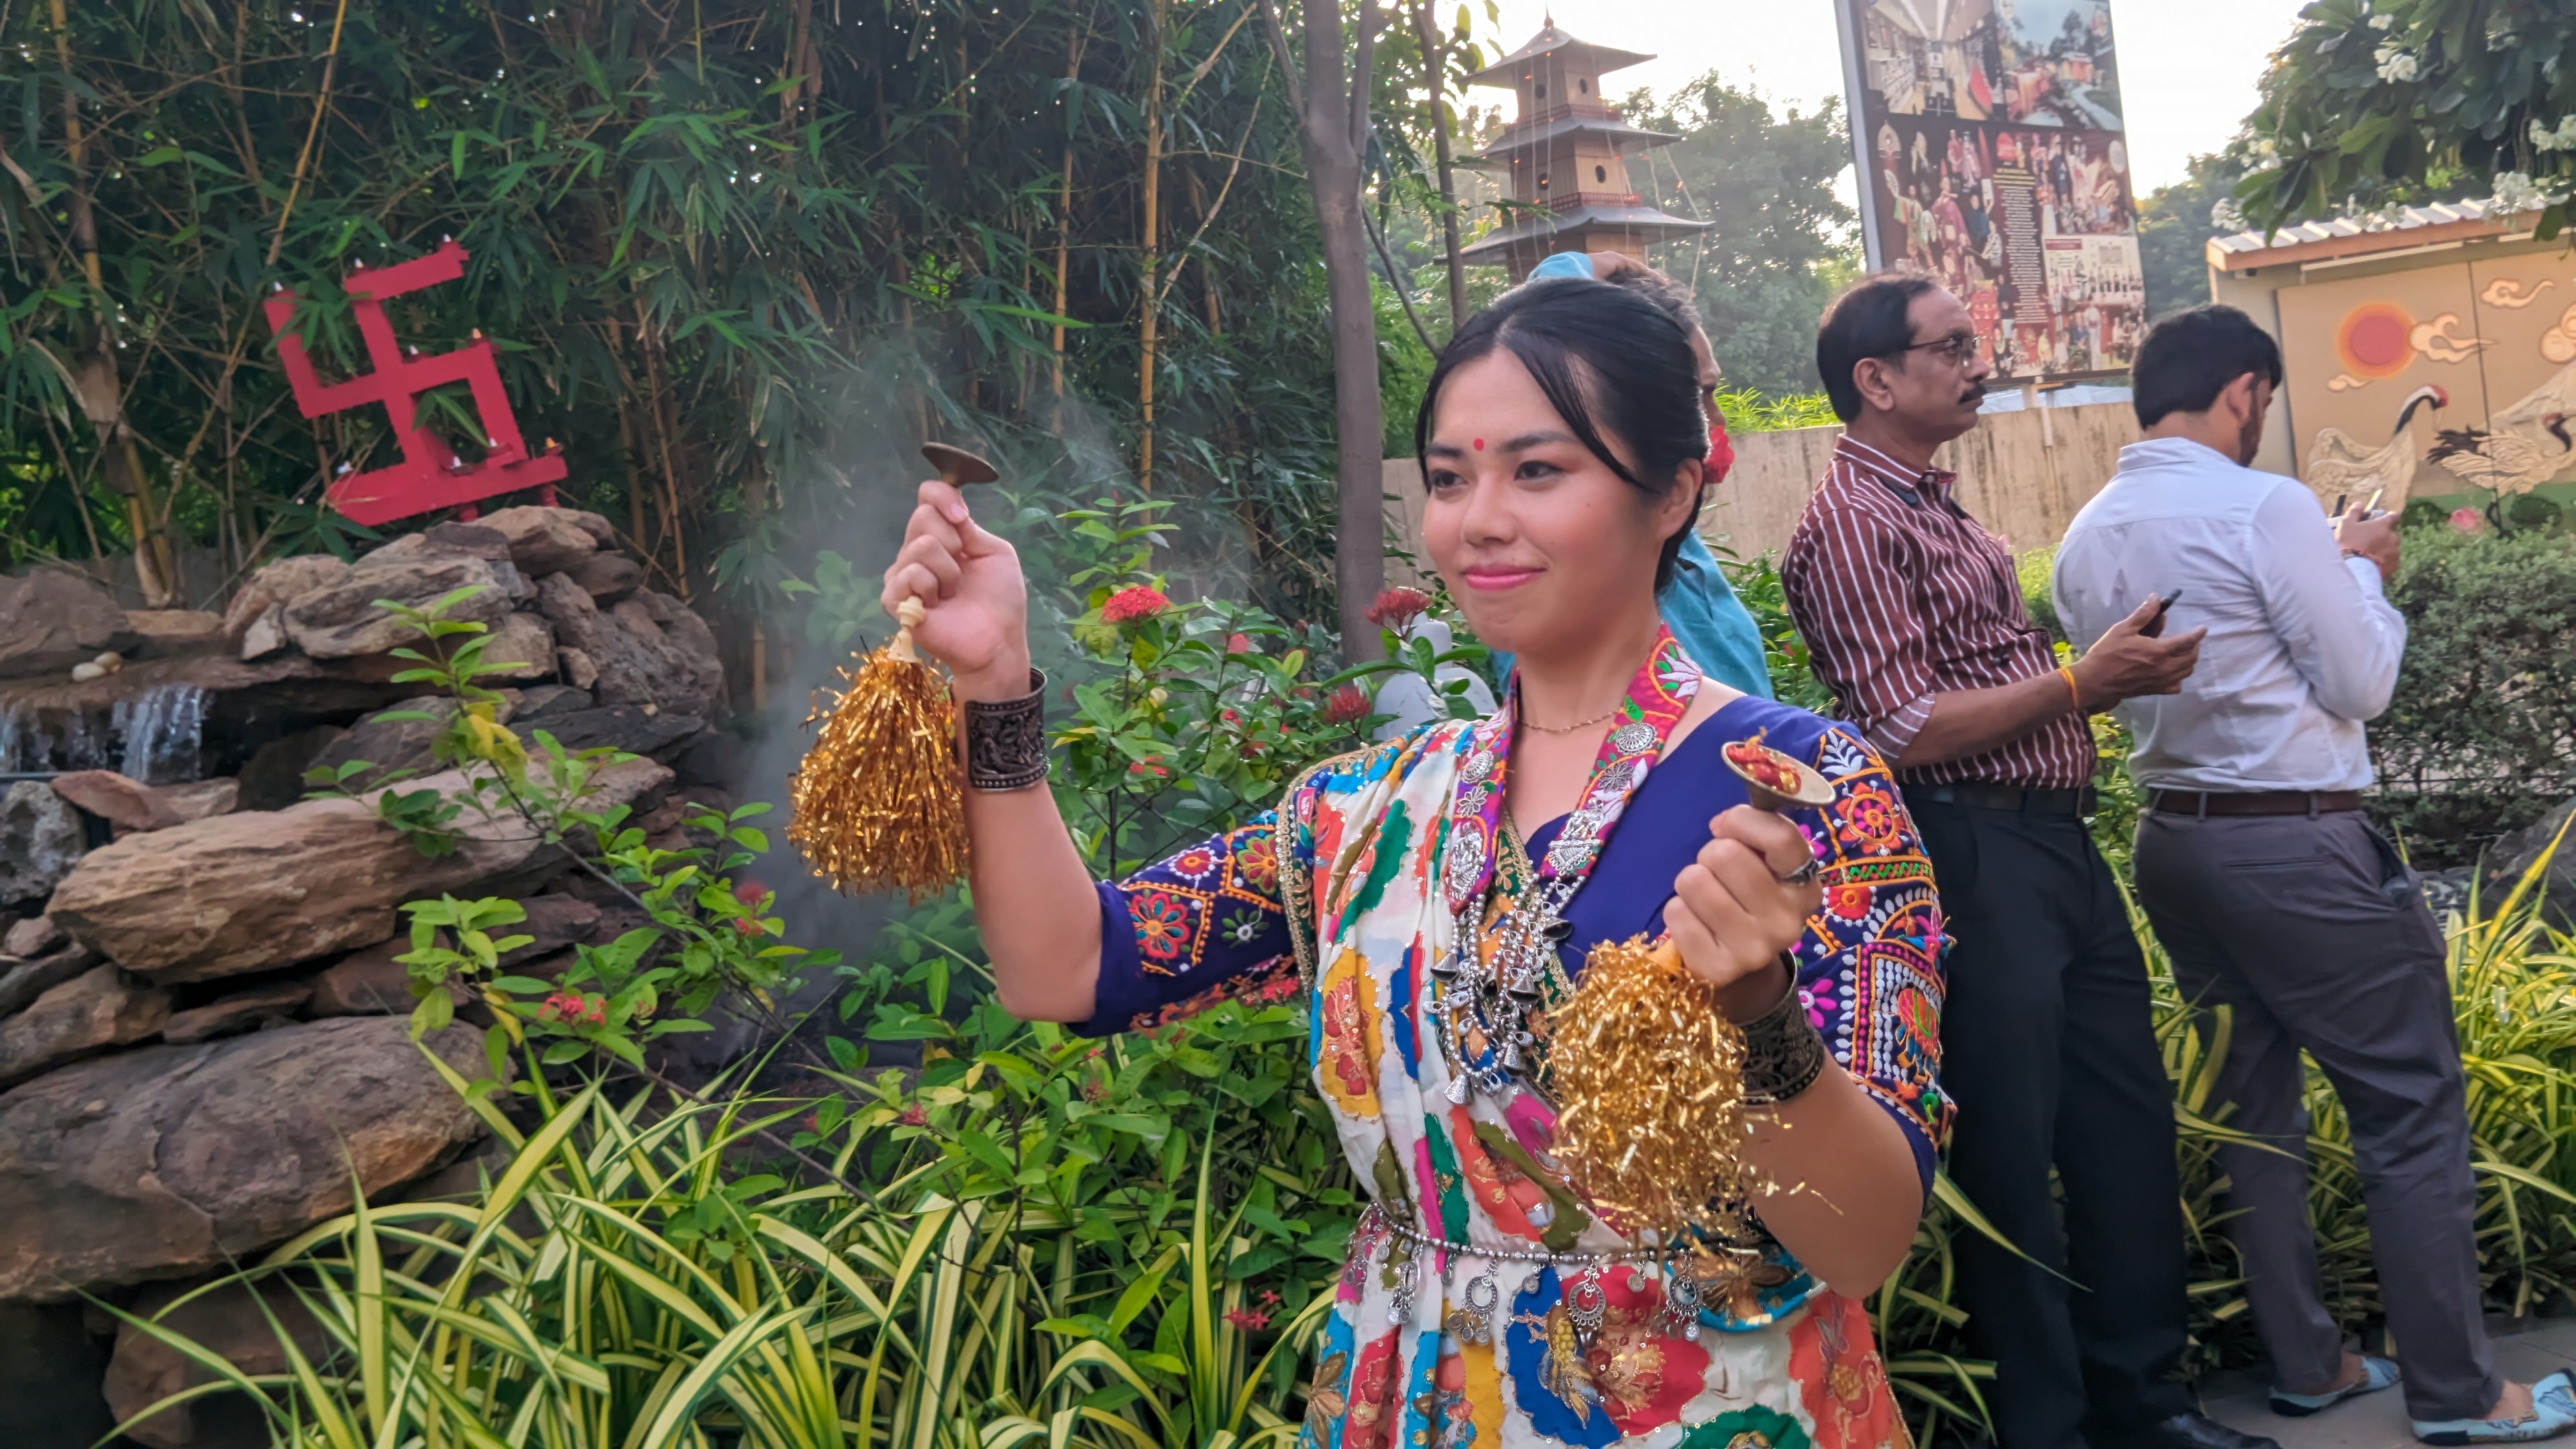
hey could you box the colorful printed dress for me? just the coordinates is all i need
[1077,667,1948,1449]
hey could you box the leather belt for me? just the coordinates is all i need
[2147,789,2362,817]
[1903,783,2098,816]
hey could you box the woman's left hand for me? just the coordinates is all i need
[1666,805,1823,1020]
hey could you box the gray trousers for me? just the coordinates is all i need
[2135,808,2499,1422]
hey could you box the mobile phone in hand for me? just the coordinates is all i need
[2142,590,2186,639]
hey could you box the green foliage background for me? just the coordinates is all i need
[2135,153,2238,319]
[2370,523,2576,863]
[1626,76,1858,398]
[2236,0,2575,231]
[1,0,1351,637]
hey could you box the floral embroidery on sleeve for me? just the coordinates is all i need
[1794,727,1951,1150]
[1112,816,1291,979]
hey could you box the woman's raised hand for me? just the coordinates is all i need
[879,478,1032,699]
[1665,805,1824,1020]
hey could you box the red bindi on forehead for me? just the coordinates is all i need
[1472,437,1485,451]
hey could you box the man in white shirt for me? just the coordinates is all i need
[2053,305,2575,1445]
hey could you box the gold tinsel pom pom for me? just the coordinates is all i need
[1546,935,1756,1236]
[787,641,969,900]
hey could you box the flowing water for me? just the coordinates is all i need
[0,682,209,784]
[111,684,209,786]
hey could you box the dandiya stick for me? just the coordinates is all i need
[788,444,1000,899]
[1547,729,1831,1235]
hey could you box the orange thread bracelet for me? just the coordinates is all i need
[2057,664,2083,713]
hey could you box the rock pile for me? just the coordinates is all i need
[0,507,741,1446]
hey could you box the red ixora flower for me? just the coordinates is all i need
[1321,682,1372,727]
[1364,586,1432,630]
[2451,507,2485,534]
[729,880,770,936]
[1224,1306,1272,1331]
[1226,632,1255,654]
[1126,755,1171,778]
[1101,585,1172,624]
[900,1103,929,1127]
[539,991,592,1025]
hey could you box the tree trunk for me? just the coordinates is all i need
[1317,181,1383,657]
[1267,0,1387,660]
[1413,1,1468,333]
[1137,0,1167,493]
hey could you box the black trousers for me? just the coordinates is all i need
[1907,794,2193,1449]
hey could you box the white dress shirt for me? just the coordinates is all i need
[2051,437,2407,793]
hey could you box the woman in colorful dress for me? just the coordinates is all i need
[881,278,1949,1449]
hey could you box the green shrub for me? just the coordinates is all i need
[1715,386,1839,434]
[131,846,2576,1448]
[2016,543,2061,641]
[1718,547,1837,714]
[2371,524,2576,865]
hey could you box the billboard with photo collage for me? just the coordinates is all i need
[1833,0,2145,382]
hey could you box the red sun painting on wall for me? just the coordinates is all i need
[2337,301,2417,382]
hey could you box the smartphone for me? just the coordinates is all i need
[2142,589,2186,639]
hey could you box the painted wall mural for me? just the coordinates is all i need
[2283,255,2576,526]
[1841,0,2144,382]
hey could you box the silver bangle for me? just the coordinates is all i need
[963,669,1049,792]
[1737,957,1828,1106]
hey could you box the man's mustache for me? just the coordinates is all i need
[1960,382,1987,407]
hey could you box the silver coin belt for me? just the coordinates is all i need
[1356,1203,1716,1347]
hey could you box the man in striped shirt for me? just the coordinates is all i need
[1782,274,2239,1449]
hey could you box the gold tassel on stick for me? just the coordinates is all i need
[1546,731,1834,1235]
[786,445,998,900]
[1547,935,1755,1236]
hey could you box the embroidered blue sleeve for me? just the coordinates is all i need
[1069,814,1300,1036]
[1796,722,1951,1195]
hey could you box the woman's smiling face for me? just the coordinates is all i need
[1419,348,1699,661]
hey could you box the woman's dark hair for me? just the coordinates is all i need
[1815,272,1939,422]
[2131,304,2284,426]
[1413,277,1708,590]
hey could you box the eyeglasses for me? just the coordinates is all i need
[1887,331,1980,368]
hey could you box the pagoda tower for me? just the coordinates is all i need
[1458,20,1708,281]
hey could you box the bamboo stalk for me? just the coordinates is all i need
[631,299,690,592]
[1186,168,1223,335]
[51,0,180,607]
[1051,23,1088,417]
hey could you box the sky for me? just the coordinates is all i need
[1477,0,2314,195]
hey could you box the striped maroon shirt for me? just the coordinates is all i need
[1780,436,2094,789]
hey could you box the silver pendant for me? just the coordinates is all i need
[1544,837,1597,874]
[1654,1259,1707,1342]
[1444,834,1487,899]
[1389,1249,1420,1325]
[1448,1263,1501,1344]
[1566,1265,1607,1352]
[1609,721,1656,755]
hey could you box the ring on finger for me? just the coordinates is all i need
[1776,855,1821,887]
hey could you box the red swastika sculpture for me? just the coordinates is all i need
[263,241,566,526]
